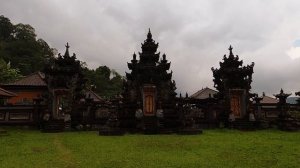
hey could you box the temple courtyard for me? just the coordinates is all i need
[1,127,299,168]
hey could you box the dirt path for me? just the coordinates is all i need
[53,134,78,168]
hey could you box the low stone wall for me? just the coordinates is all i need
[0,105,46,125]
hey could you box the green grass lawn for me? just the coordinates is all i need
[0,127,299,168]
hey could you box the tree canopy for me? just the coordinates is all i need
[0,15,55,76]
[83,66,123,98]
[0,58,22,83]
[0,15,14,40]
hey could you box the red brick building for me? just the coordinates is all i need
[0,72,48,105]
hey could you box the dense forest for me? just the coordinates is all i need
[0,15,123,98]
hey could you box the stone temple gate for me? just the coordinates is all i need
[121,29,178,132]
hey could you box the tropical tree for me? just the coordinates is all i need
[0,15,55,75]
[0,15,14,40]
[0,58,22,83]
[83,66,123,98]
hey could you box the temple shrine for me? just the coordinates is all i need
[212,46,255,124]
[43,43,86,131]
[121,29,178,133]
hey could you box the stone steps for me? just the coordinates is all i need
[42,119,65,133]
[232,119,257,130]
[143,117,159,134]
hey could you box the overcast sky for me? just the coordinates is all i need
[1,0,300,96]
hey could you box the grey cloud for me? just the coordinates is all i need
[1,0,300,96]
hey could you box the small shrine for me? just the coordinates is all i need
[121,29,177,132]
[211,46,254,121]
[274,88,291,119]
[274,89,300,131]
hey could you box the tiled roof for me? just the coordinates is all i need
[0,87,17,98]
[261,96,279,104]
[4,72,47,86]
[85,90,103,102]
[190,87,218,99]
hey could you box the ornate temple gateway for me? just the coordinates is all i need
[43,43,86,132]
[211,46,255,125]
[120,29,178,133]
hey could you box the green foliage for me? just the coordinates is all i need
[83,66,123,98]
[1,128,300,168]
[0,58,22,83]
[0,15,14,40]
[0,15,55,75]
[14,23,36,41]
